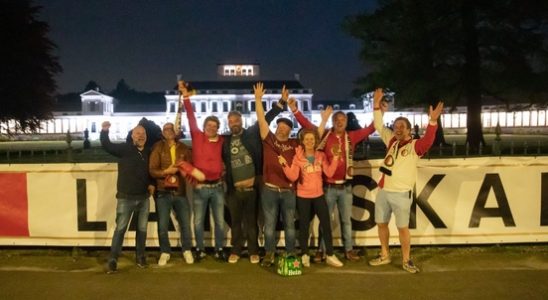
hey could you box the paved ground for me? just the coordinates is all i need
[0,245,546,299]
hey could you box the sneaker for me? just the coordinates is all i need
[215,249,227,262]
[158,253,170,266]
[249,254,260,264]
[183,250,194,264]
[345,250,360,262]
[106,259,117,274]
[228,253,240,264]
[369,254,391,266]
[403,260,420,274]
[136,256,148,269]
[261,252,275,267]
[195,249,206,262]
[326,255,344,267]
[313,250,325,263]
[301,254,310,267]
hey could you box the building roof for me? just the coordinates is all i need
[171,80,308,93]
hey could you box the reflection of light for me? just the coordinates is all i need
[539,110,546,126]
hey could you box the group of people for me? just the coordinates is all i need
[101,81,443,275]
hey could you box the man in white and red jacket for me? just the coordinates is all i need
[369,88,444,274]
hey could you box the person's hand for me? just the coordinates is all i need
[320,105,333,122]
[287,97,297,112]
[163,165,179,175]
[101,121,111,131]
[178,80,192,97]
[281,84,288,101]
[429,101,444,124]
[373,88,384,108]
[254,82,265,100]
[278,155,288,167]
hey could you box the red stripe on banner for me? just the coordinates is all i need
[0,173,30,236]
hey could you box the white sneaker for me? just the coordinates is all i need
[158,253,170,266]
[301,254,310,267]
[183,250,194,264]
[326,255,343,267]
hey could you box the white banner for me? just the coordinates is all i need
[0,157,547,247]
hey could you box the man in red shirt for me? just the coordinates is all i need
[180,81,226,262]
[254,82,299,267]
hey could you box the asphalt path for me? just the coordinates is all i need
[0,246,546,300]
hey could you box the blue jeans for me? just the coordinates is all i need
[193,185,225,250]
[156,191,192,253]
[321,185,353,251]
[261,186,296,253]
[109,196,150,262]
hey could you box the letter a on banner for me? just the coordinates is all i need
[0,173,30,236]
[469,174,516,227]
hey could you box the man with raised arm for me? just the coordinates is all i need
[222,85,286,264]
[179,81,226,262]
[100,121,154,274]
[368,88,443,273]
[288,99,376,262]
[254,82,299,267]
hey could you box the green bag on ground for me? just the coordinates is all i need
[277,254,303,276]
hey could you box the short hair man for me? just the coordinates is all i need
[101,121,154,274]
[369,88,443,273]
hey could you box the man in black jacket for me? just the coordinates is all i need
[101,121,154,274]
[222,85,287,264]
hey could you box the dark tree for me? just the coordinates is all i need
[343,0,548,153]
[84,80,101,92]
[0,0,62,133]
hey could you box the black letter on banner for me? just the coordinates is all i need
[541,173,548,226]
[469,174,515,227]
[351,174,377,231]
[410,174,447,229]
[76,179,107,231]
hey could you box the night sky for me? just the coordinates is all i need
[35,0,376,101]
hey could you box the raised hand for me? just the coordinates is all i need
[429,101,444,123]
[373,88,384,108]
[320,105,333,122]
[178,80,192,97]
[253,82,265,100]
[281,84,289,101]
[287,97,297,112]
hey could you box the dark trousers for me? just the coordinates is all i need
[228,189,259,255]
[297,195,334,256]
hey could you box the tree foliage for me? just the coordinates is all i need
[343,0,548,151]
[0,0,62,133]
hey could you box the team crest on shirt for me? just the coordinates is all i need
[384,155,394,167]
[401,149,409,157]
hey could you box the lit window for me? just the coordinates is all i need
[522,111,530,126]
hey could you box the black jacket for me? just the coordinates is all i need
[100,130,152,198]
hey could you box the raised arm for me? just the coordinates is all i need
[254,82,269,140]
[372,88,394,145]
[288,97,316,129]
[415,101,443,155]
[318,105,333,137]
[174,93,183,137]
[178,80,199,134]
[99,121,124,157]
